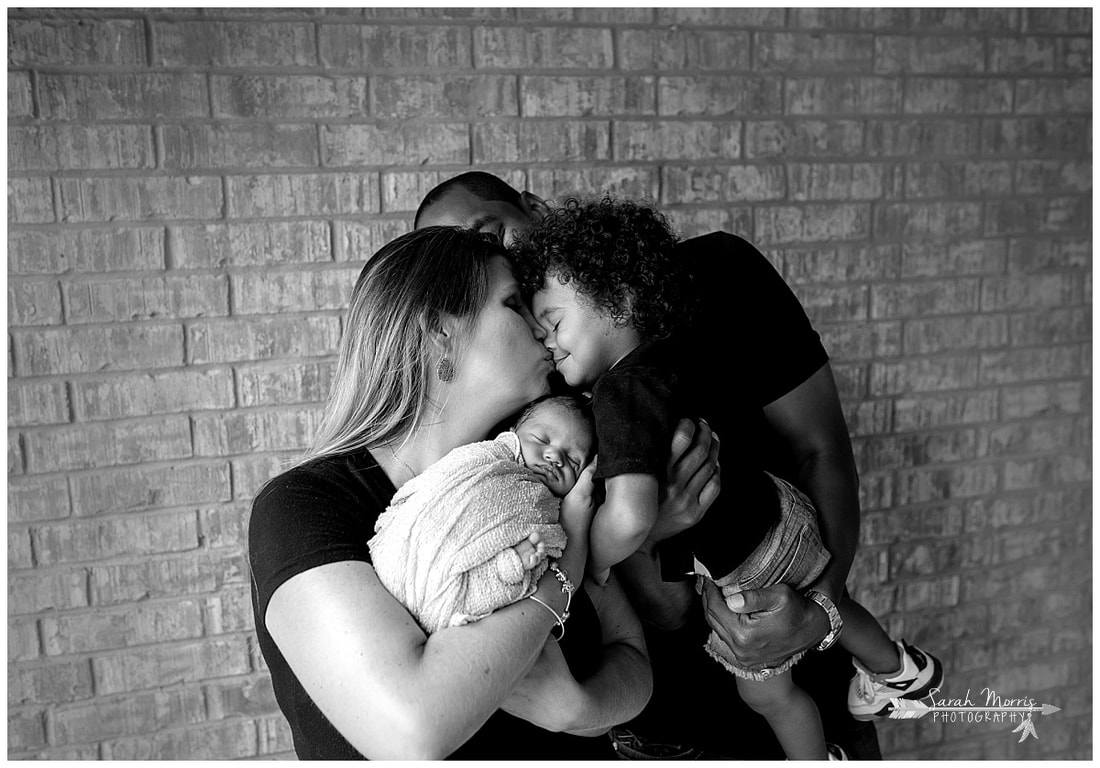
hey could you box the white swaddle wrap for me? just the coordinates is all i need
[369,431,567,634]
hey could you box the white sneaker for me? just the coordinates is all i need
[847,640,943,721]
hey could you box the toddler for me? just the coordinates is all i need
[512,197,943,760]
[368,395,595,634]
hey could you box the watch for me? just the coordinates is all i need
[805,589,843,651]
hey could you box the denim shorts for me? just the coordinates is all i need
[697,472,831,680]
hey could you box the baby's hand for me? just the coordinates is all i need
[514,531,546,571]
[559,461,598,536]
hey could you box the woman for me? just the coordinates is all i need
[248,226,657,759]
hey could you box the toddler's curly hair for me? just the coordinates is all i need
[512,197,694,340]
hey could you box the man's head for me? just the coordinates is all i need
[414,171,548,247]
[512,394,595,498]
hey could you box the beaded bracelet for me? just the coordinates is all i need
[526,562,577,641]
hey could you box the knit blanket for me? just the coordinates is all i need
[369,431,567,634]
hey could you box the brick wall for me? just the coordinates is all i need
[7,7,1091,760]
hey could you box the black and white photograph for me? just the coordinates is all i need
[6,6,1092,760]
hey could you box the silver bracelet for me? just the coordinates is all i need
[548,562,575,622]
[527,594,566,641]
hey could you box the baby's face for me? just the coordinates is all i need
[515,406,594,498]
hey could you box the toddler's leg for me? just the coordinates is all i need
[837,596,902,674]
[736,673,826,760]
[513,531,546,571]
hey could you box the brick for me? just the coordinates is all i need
[871,8,1019,32]
[13,324,183,376]
[355,7,513,19]
[10,529,33,570]
[875,202,983,239]
[8,709,47,751]
[745,119,863,159]
[981,274,1080,311]
[1015,159,1092,195]
[258,715,295,756]
[477,121,610,163]
[226,173,380,218]
[163,124,318,170]
[979,420,1080,460]
[1008,237,1090,272]
[861,503,966,545]
[846,546,889,585]
[903,315,1009,354]
[9,18,146,65]
[206,675,276,719]
[989,37,1058,73]
[900,240,1006,278]
[656,8,787,26]
[897,575,960,611]
[527,167,660,202]
[199,502,251,548]
[904,77,1013,114]
[875,36,986,74]
[1036,196,1091,234]
[890,536,994,577]
[53,688,205,745]
[819,322,902,360]
[57,176,223,223]
[169,221,331,269]
[755,203,870,244]
[1022,8,1093,33]
[475,26,612,68]
[1010,308,1091,346]
[8,279,62,326]
[842,399,892,436]
[193,406,325,456]
[202,584,255,634]
[75,369,235,420]
[9,476,71,522]
[788,8,874,28]
[786,77,901,115]
[9,71,34,118]
[90,550,246,606]
[212,74,368,118]
[10,433,24,476]
[336,218,413,262]
[794,285,869,323]
[1005,452,1090,490]
[232,453,300,500]
[9,660,94,705]
[9,125,154,171]
[8,569,89,614]
[8,177,54,223]
[980,346,1082,384]
[1016,78,1092,115]
[980,117,1091,156]
[526,76,656,116]
[872,355,979,395]
[32,510,199,566]
[65,274,228,323]
[661,207,754,241]
[787,162,885,200]
[231,268,357,314]
[782,244,900,283]
[42,600,204,655]
[371,75,518,119]
[857,472,893,510]
[872,278,980,319]
[663,165,786,203]
[896,464,999,505]
[756,32,874,72]
[188,316,340,364]
[1058,38,1092,73]
[856,431,978,472]
[10,618,41,662]
[619,29,751,70]
[1002,382,1086,420]
[660,76,781,116]
[866,118,980,156]
[320,23,470,68]
[94,636,251,695]
[40,74,208,120]
[70,462,230,516]
[322,123,468,166]
[157,20,316,66]
[576,8,653,23]
[106,718,258,760]
[904,160,1013,198]
[9,227,165,274]
[24,416,192,473]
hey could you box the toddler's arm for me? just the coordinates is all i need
[588,473,659,582]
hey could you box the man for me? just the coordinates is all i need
[416,172,882,759]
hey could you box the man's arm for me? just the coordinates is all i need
[703,362,860,665]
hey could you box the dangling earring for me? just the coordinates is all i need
[436,356,455,382]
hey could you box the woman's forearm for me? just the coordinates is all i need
[565,640,652,735]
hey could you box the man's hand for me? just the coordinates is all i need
[650,418,721,543]
[700,581,830,667]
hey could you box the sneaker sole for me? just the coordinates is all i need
[848,654,944,722]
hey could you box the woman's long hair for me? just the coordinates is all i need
[295,226,504,466]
